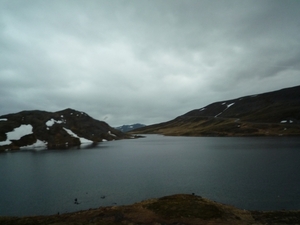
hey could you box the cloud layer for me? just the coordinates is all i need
[1,0,300,126]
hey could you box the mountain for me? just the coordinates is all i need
[0,108,131,152]
[115,123,146,132]
[130,85,300,136]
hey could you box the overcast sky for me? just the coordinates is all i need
[1,0,300,126]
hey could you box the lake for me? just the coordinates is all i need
[1,135,300,216]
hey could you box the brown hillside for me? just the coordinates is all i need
[131,86,300,136]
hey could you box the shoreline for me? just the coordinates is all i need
[1,194,300,225]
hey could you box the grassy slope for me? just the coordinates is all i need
[130,86,300,137]
[130,117,300,136]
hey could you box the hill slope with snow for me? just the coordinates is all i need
[130,85,300,136]
[0,108,130,152]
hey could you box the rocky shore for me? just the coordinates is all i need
[1,194,299,225]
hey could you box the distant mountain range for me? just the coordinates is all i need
[130,85,300,136]
[2,85,299,152]
[115,123,146,132]
[0,108,131,152]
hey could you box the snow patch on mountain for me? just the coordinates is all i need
[46,118,65,126]
[108,131,117,137]
[0,124,33,146]
[215,102,235,117]
[281,119,294,124]
[63,128,93,144]
[20,139,48,150]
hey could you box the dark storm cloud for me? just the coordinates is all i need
[0,0,300,126]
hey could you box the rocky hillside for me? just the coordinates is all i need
[1,194,299,225]
[131,85,300,136]
[0,108,131,152]
[115,123,146,132]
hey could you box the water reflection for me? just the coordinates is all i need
[1,135,300,216]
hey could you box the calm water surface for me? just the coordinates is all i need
[1,135,300,216]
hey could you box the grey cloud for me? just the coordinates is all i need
[1,0,300,126]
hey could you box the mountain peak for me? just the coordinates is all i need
[0,109,131,152]
[115,123,146,132]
